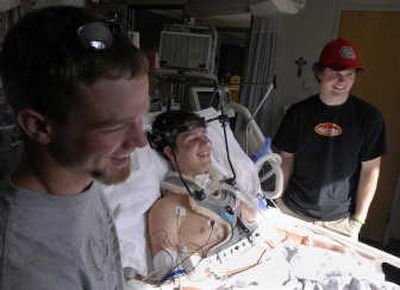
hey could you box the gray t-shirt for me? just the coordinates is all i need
[0,179,124,290]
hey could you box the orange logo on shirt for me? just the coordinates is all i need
[314,123,342,137]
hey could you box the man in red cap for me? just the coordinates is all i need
[272,38,387,239]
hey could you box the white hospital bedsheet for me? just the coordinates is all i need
[124,209,400,289]
[284,246,398,290]
[102,145,168,276]
[205,245,400,290]
[124,236,399,290]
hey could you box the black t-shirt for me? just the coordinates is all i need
[273,95,387,220]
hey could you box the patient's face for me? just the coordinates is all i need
[173,127,212,177]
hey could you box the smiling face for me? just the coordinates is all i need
[166,127,212,177]
[318,67,356,105]
[48,74,149,184]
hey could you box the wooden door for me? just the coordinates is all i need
[339,11,400,242]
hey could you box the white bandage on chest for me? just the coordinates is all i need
[152,247,179,281]
[152,245,204,283]
[153,247,179,270]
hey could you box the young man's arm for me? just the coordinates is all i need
[279,151,295,195]
[354,156,382,223]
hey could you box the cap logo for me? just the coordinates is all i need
[340,46,356,60]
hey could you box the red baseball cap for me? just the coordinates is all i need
[319,38,365,71]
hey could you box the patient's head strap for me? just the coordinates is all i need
[148,110,206,153]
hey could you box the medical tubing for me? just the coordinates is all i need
[160,269,187,283]
[220,182,259,212]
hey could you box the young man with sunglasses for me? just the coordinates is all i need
[273,38,386,239]
[0,6,149,289]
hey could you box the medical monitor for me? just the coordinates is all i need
[189,87,223,111]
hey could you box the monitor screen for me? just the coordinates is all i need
[190,87,222,111]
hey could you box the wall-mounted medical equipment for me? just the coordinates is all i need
[159,24,217,73]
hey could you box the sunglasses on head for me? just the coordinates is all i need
[76,20,124,51]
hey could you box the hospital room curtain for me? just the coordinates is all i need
[239,16,278,135]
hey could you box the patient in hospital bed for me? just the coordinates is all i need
[144,110,366,285]
[102,107,261,280]
[146,110,259,280]
[104,108,400,289]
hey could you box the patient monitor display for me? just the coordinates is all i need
[189,87,223,111]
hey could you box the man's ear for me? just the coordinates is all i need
[16,109,53,144]
[163,146,175,165]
